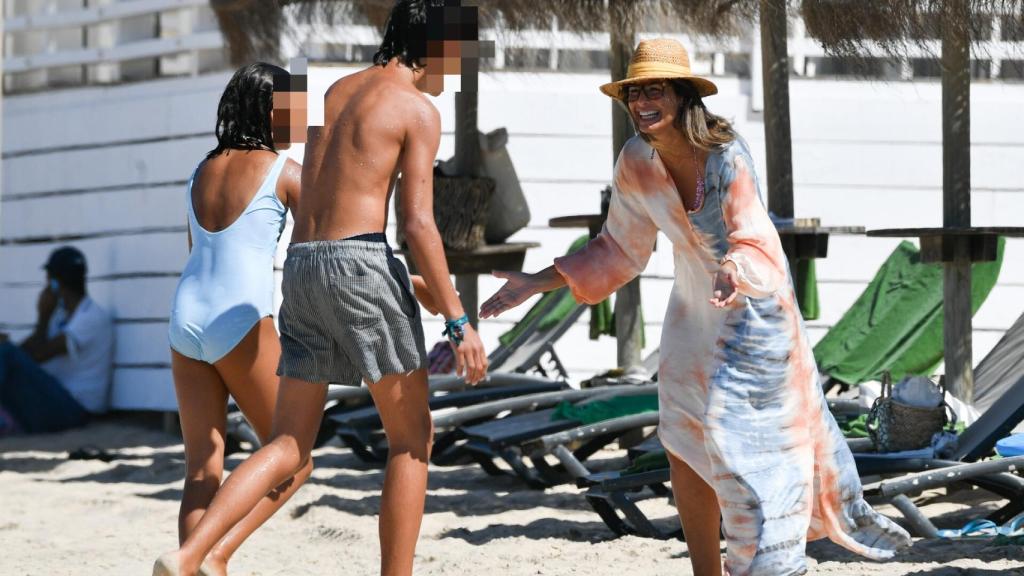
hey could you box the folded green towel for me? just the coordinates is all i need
[840,414,870,439]
[590,286,615,340]
[551,393,658,425]
[623,449,670,475]
[815,238,1004,387]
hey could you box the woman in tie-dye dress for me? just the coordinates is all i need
[480,39,910,576]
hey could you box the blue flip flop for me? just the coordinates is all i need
[998,513,1024,537]
[936,518,998,539]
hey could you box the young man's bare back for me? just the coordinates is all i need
[292,65,437,243]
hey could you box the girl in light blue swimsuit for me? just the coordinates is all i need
[159,63,311,576]
[169,151,287,364]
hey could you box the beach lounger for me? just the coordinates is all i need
[575,432,680,539]
[453,385,659,488]
[430,348,661,466]
[431,346,659,467]
[485,286,587,380]
[862,455,1024,538]
[971,311,1024,417]
[850,328,1024,530]
[430,381,650,466]
[229,235,624,453]
[330,374,568,462]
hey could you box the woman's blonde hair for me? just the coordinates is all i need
[623,79,735,151]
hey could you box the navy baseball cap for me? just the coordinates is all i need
[43,246,87,278]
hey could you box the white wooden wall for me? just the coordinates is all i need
[1,72,232,410]
[2,66,1022,410]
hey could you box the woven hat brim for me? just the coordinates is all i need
[600,69,718,100]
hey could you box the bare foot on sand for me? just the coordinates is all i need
[152,552,217,576]
[199,556,227,576]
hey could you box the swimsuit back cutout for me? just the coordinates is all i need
[168,153,289,363]
[187,153,289,244]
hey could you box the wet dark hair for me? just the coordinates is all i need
[206,62,287,159]
[374,0,472,69]
[374,0,430,69]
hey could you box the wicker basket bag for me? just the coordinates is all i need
[867,372,955,453]
[396,174,495,251]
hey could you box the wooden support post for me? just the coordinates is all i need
[944,250,973,403]
[454,55,481,329]
[456,274,479,330]
[941,0,973,404]
[759,0,794,221]
[454,90,480,177]
[759,0,803,301]
[609,11,635,159]
[609,2,642,369]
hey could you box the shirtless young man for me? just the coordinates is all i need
[154,2,487,575]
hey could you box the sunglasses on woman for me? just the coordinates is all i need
[625,82,666,102]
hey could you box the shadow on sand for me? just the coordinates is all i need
[0,416,180,476]
[436,517,620,544]
[808,536,1024,569]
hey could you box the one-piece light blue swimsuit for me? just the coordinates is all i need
[168,153,288,363]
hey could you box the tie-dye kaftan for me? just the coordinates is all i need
[554,136,910,575]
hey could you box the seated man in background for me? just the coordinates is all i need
[0,246,114,435]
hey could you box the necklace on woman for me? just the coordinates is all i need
[688,143,705,213]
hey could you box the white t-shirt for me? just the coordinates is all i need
[41,296,114,413]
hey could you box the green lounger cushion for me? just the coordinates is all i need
[815,238,1004,387]
[623,449,670,475]
[551,393,658,425]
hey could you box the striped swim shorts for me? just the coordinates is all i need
[276,234,428,386]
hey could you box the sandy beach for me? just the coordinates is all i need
[1,416,1022,576]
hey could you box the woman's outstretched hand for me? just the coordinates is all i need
[480,270,540,319]
[709,260,739,308]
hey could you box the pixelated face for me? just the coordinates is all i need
[625,81,681,136]
[418,39,461,95]
[415,1,493,96]
[271,61,308,148]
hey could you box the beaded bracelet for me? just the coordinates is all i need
[442,315,470,347]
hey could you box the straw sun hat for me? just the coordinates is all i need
[600,38,718,100]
